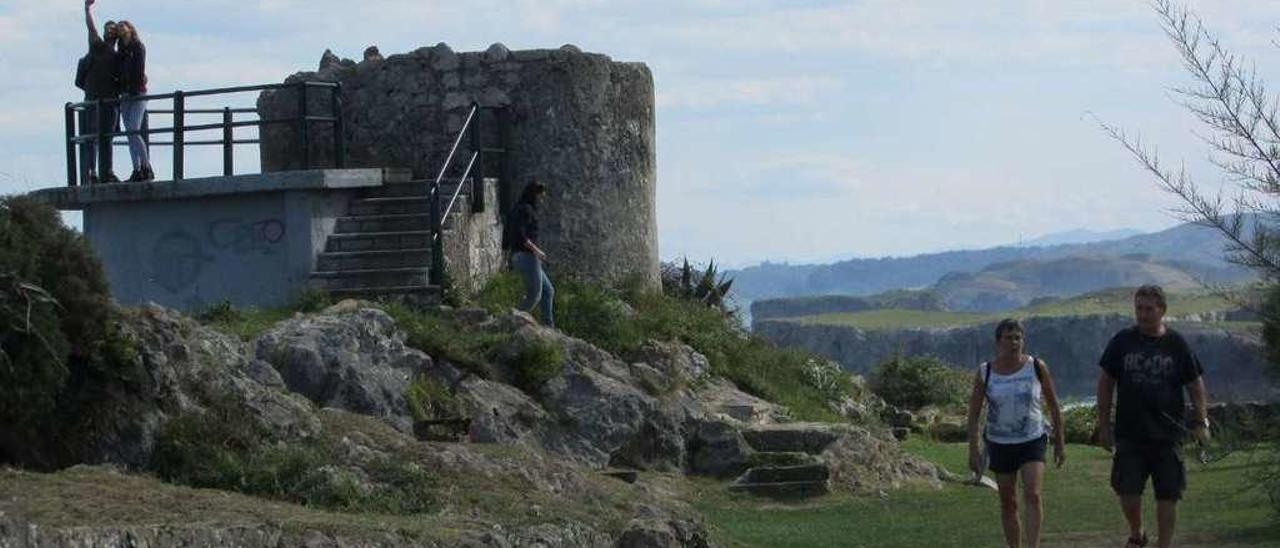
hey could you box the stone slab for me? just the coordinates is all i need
[27,168,404,210]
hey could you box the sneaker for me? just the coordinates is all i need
[126,169,144,183]
[102,172,121,184]
[142,166,155,181]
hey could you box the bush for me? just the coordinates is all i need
[554,278,643,354]
[380,302,508,379]
[405,375,458,422]
[510,338,565,395]
[152,399,436,515]
[871,355,970,411]
[0,195,137,465]
[472,271,524,316]
[1062,405,1098,445]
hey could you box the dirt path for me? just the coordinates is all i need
[1043,530,1273,547]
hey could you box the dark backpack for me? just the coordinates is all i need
[74,54,91,91]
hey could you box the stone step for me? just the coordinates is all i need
[736,464,830,485]
[324,284,441,299]
[335,214,431,234]
[347,195,469,216]
[310,267,431,290]
[740,425,841,455]
[727,480,830,499]
[359,180,466,199]
[324,231,431,252]
[315,248,431,271]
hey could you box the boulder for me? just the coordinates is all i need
[255,307,432,433]
[685,419,751,478]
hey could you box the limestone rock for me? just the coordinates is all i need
[484,42,511,62]
[255,307,431,433]
[685,419,751,478]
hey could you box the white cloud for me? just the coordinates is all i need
[656,75,841,110]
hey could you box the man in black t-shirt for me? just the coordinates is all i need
[79,0,121,184]
[1096,284,1210,548]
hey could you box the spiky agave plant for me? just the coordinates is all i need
[663,257,735,311]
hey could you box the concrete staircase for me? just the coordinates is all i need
[728,424,839,499]
[310,177,472,298]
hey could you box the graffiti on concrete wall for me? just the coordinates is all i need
[150,217,287,293]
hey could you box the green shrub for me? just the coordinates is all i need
[871,355,970,411]
[554,278,643,354]
[1062,405,1098,445]
[196,300,242,324]
[510,338,565,395]
[380,302,509,379]
[0,195,137,465]
[405,375,459,422]
[294,288,333,313]
[152,399,436,515]
[473,271,524,315]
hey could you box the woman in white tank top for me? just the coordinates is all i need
[966,319,1066,548]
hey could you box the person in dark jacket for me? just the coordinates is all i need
[502,181,554,327]
[116,20,152,182]
[79,0,120,185]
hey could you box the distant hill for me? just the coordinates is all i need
[932,255,1220,312]
[1013,228,1144,247]
[729,219,1256,307]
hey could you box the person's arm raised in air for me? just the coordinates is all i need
[85,0,103,48]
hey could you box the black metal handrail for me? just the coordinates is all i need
[427,102,507,286]
[64,81,344,186]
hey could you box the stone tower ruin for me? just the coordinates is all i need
[258,43,659,291]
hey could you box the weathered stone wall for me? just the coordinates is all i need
[443,178,504,294]
[258,43,659,290]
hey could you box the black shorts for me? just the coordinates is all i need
[987,435,1047,475]
[1111,440,1186,501]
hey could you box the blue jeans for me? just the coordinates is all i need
[120,95,150,172]
[512,251,554,327]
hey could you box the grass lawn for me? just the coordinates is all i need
[691,440,1280,547]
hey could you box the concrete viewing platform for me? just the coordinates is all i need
[25,168,437,312]
[29,168,411,210]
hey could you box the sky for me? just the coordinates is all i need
[3,1,1280,268]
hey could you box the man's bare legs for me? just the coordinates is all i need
[1156,499,1177,548]
[1120,495,1145,545]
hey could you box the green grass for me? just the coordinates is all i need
[780,288,1245,331]
[693,440,1280,547]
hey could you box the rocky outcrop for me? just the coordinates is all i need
[1,300,952,547]
[756,315,1274,399]
[30,305,320,469]
[254,307,432,433]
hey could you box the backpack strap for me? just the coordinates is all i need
[982,361,992,402]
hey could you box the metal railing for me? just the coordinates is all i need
[64,81,344,186]
[427,102,508,285]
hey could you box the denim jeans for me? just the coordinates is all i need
[511,251,555,327]
[119,95,150,172]
[78,99,118,181]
